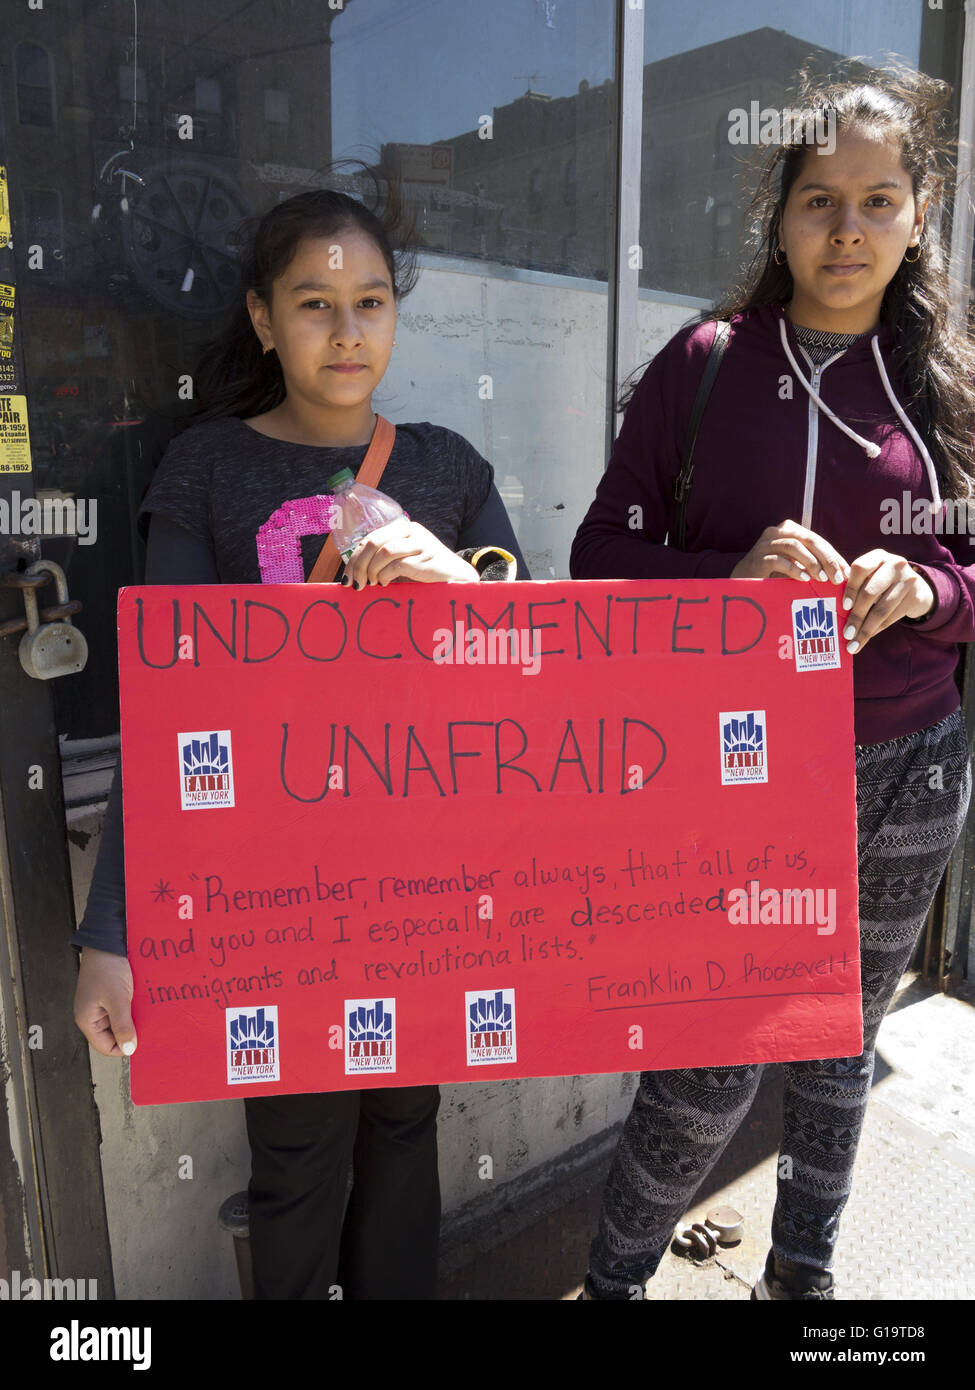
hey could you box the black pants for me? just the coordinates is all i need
[243,1084,441,1299]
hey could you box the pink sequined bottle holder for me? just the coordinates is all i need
[256,495,339,583]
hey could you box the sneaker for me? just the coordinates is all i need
[751,1249,835,1300]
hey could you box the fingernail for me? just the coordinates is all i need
[341,575,349,586]
[846,641,859,654]
[834,570,844,585]
[843,596,853,610]
[818,570,827,581]
[352,579,360,591]
[121,1041,136,1056]
[843,624,856,640]
[799,571,810,580]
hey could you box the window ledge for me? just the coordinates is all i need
[59,734,118,815]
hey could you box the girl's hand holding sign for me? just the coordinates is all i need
[341,515,480,588]
[74,946,137,1058]
[730,522,935,651]
[730,518,850,584]
[841,548,936,651]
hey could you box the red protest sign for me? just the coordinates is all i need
[119,579,861,1105]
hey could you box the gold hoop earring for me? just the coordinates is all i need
[773,246,787,266]
[904,242,922,262]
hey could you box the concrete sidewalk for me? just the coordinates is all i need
[436,973,975,1300]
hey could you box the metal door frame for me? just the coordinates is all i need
[0,68,114,1293]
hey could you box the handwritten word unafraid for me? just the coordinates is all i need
[279,716,667,800]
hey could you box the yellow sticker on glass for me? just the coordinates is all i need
[0,395,32,472]
[0,282,15,390]
[0,168,9,246]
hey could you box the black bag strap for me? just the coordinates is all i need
[672,319,731,550]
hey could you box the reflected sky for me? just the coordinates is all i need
[331,0,921,154]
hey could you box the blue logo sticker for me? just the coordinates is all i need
[466,988,517,1065]
[345,998,396,1073]
[792,598,841,672]
[179,729,234,809]
[226,1005,279,1084]
[720,710,768,785]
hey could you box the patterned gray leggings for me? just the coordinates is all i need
[587,709,971,1295]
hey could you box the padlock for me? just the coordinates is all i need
[17,560,88,680]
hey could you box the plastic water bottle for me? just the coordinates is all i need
[326,468,405,561]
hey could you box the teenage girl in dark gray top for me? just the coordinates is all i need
[72,180,526,1300]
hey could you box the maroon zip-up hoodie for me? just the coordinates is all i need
[570,301,975,743]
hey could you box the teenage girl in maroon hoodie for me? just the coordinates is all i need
[571,63,975,1300]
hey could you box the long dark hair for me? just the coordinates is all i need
[623,59,975,499]
[188,159,419,425]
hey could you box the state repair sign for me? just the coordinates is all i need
[118,578,861,1104]
[0,393,32,472]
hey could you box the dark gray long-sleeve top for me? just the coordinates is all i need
[71,417,529,957]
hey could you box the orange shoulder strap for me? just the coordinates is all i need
[307,415,396,584]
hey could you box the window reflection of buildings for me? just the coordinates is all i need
[0,6,934,737]
[392,29,841,299]
[2,1,346,738]
[15,41,55,127]
[5,1,340,430]
[6,11,859,448]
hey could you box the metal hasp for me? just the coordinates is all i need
[673,1204,745,1260]
[13,560,88,680]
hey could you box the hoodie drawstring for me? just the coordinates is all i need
[869,338,942,514]
[777,315,942,516]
